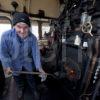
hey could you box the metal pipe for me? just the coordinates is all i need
[12,70,56,78]
[0,9,57,20]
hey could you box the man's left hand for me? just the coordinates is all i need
[38,68,47,82]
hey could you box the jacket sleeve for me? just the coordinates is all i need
[32,36,42,70]
[0,33,12,68]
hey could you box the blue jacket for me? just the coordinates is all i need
[0,28,41,75]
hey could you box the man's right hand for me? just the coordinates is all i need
[4,67,12,75]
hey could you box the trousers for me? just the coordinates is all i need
[13,67,39,100]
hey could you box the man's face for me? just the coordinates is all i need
[14,22,29,39]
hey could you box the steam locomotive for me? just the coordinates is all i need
[0,0,100,100]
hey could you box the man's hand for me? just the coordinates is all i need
[38,68,47,82]
[4,67,12,75]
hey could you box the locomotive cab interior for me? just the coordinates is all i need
[0,0,100,100]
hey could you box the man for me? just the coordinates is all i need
[0,12,46,100]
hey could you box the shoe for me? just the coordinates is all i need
[17,90,23,100]
[34,91,39,100]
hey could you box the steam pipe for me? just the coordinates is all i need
[0,9,57,20]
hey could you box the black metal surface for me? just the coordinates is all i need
[0,77,76,100]
[0,61,5,98]
[1,77,33,100]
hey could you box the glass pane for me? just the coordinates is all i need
[31,25,39,39]
[42,25,50,38]
[0,17,11,41]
